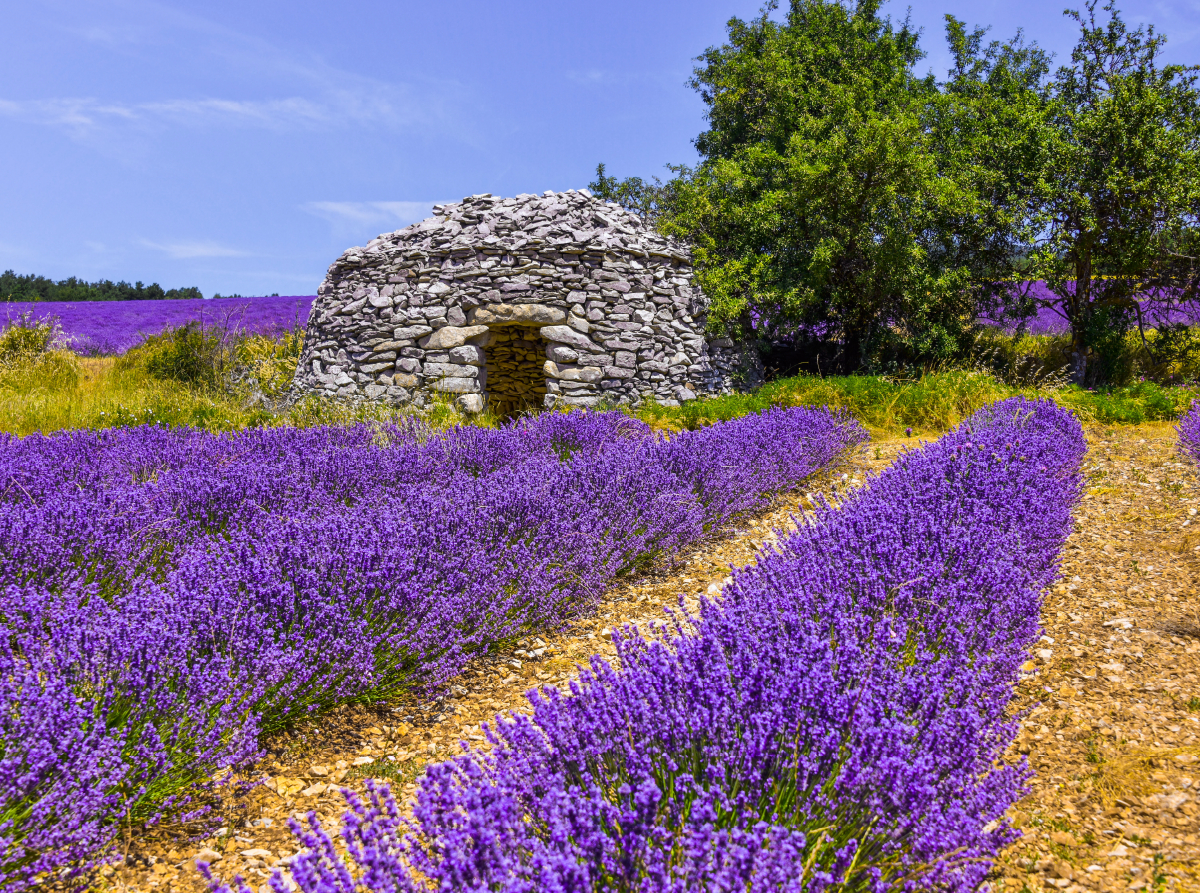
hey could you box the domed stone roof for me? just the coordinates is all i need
[382,189,692,258]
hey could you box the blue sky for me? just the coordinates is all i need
[2,0,1198,298]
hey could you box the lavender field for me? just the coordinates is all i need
[983,283,1200,336]
[0,406,862,891]
[1,296,314,354]
[209,398,1085,893]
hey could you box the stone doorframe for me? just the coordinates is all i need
[422,302,601,413]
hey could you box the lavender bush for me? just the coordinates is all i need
[0,407,861,890]
[1181,402,1200,464]
[250,397,1085,893]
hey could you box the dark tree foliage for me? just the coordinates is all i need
[932,17,1054,320]
[1027,1,1200,384]
[594,0,1200,381]
[0,270,204,302]
[598,0,1050,372]
[589,164,687,229]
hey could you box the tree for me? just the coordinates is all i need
[589,163,686,229]
[930,17,1054,326]
[638,0,1047,371]
[1029,0,1200,384]
[0,270,204,302]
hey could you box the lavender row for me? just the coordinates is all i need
[0,407,863,891]
[254,397,1085,893]
[1181,402,1200,464]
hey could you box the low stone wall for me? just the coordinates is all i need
[290,190,760,411]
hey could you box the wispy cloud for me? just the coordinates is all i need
[566,69,612,85]
[140,239,251,259]
[304,201,450,231]
[0,0,471,143]
[564,67,690,89]
[0,91,414,139]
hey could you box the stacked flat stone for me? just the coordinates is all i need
[290,189,756,412]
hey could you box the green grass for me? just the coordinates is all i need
[0,354,492,436]
[972,323,1200,390]
[1,319,1196,438]
[636,370,1200,436]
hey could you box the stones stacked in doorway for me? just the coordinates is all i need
[485,325,547,416]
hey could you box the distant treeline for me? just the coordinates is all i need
[1,270,203,302]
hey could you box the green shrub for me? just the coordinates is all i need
[0,351,81,394]
[0,314,81,396]
[1056,380,1194,425]
[233,329,305,400]
[972,324,1200,389]
[0,313,62,361]
[117,322,228,389]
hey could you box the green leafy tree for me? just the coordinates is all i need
[0,270,204,302]
[589,163,686,228]
[1028,0,1200,384]
[931,17,1054,322]
[640,0,1047,371]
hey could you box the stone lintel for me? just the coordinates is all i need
[468,304,566,326]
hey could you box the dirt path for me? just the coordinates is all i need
[104,438,907,893]
[995,425,1200,893]
[98,425,1200,893]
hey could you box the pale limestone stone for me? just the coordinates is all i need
[449,345,486,366]
[419,325,489,350]
[544,362,602,383]
[431,377,481,393]
[425,362,483,380]
[468,304,566,326]
[541,325,597,351]
[393,325,433,341]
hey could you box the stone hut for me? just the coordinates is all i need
[290,189,756,413]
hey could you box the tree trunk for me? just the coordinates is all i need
[1070,245,1093,386]
[1070,347,1088,386]
[840,329,864,374]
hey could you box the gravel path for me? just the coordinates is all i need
[995,424,1200,893]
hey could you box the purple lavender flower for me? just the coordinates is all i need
[0,407,862,889]
[1,296,313,354]
[1180,402,1200,465]
[239,398,1084,893]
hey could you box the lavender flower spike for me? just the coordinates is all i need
[0,406,862,889]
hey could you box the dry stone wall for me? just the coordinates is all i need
[290,189,758,412]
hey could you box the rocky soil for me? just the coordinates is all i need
[995,425,1200,892]
[95,424,1200,893]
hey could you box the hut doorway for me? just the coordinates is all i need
[485,325,547,416]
